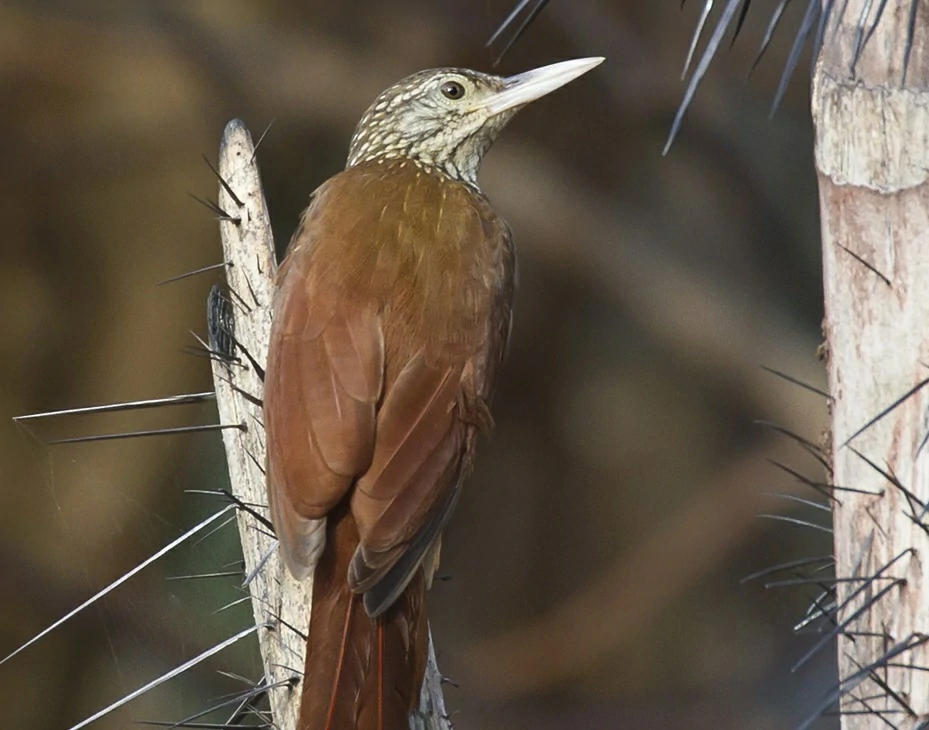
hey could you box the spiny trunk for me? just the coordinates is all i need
[813,2,929,726]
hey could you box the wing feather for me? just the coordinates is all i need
[265,219,384,579]
[351,355,460,549]
[265,165,516,610]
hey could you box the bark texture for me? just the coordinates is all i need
[814,2,929,726]
[212,119,311,730]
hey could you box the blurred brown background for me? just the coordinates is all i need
[0,2,835,728]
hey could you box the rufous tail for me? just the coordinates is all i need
[298,505,428,730]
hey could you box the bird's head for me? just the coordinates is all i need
[346,57,604,186]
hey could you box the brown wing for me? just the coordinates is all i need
[266,164,515,613]
[264,209,385,580]
[347,352,469,615]
[347,179,517,617]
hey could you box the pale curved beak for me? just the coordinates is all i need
[481,57,605,115]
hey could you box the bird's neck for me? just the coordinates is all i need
[345,150,482,190]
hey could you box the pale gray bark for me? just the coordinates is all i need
[813,2,929,727]
[210,119,451,730]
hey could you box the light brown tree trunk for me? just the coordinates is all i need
[813,1,929,726]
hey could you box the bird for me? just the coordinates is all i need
[263,56,604,730]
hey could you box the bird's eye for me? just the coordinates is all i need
[440,81,466,100]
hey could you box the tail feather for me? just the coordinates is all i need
[322,599,355,730]
[299,505,428,730]
[378,618,385,730]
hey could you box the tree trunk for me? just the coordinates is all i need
[813,2,929,727]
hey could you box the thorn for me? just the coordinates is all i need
[45,422,245,446]
[791,578,904,674]
[157,262,231,287]
[245,449,267,475]
[849,0,873,74]
[138,722,271,729]
[826,483,883,496]
[796,634,929,730]
[766,458,840,504]
[187,191,240,222]
[740,555,834,584]
[754,420,825,454]
[486,0,528,47]
[760,364,833,401]
[213,595,252,615]
[186,488,272,530]
[272,612,308,642]
[217,669,260,686]
[224,329,266,381]
[682,0,716,80]
[242,269,261,308]
[251,118,276,162]
[242,542,278,588]
[165,570,242,581]
[188,330,239,365]
[179,345,241,366]
[831,548,909,611]
[203,153,244,207]
[855,0,890,74]
[485,0,543,47]
[192,513,238,547]
[748,0,791,78]
[266,663,304,682]
[757,513,833,534]
[794,590,837,632]
[489,0,550,67]
[828,707,906,718]
[761,491,831,512]
[770,0,820,118]
[810,0,836,77]
[251,525,277,542]
[886,662,929,673]
[14,392,215,421]
[666,0,744,154]
[753,419,832,473]
[764,575,896,589]
[222,489,274,531]
[844,650,917,718]
[849,447,924,513]
[729,0,751,49]
[864,503,890,539]
[790,538,914,660]
[837,243,892,288]
[225,285,253,315]
[139,676,282,730]
[2,507,235,667]
[215,371,263,408]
